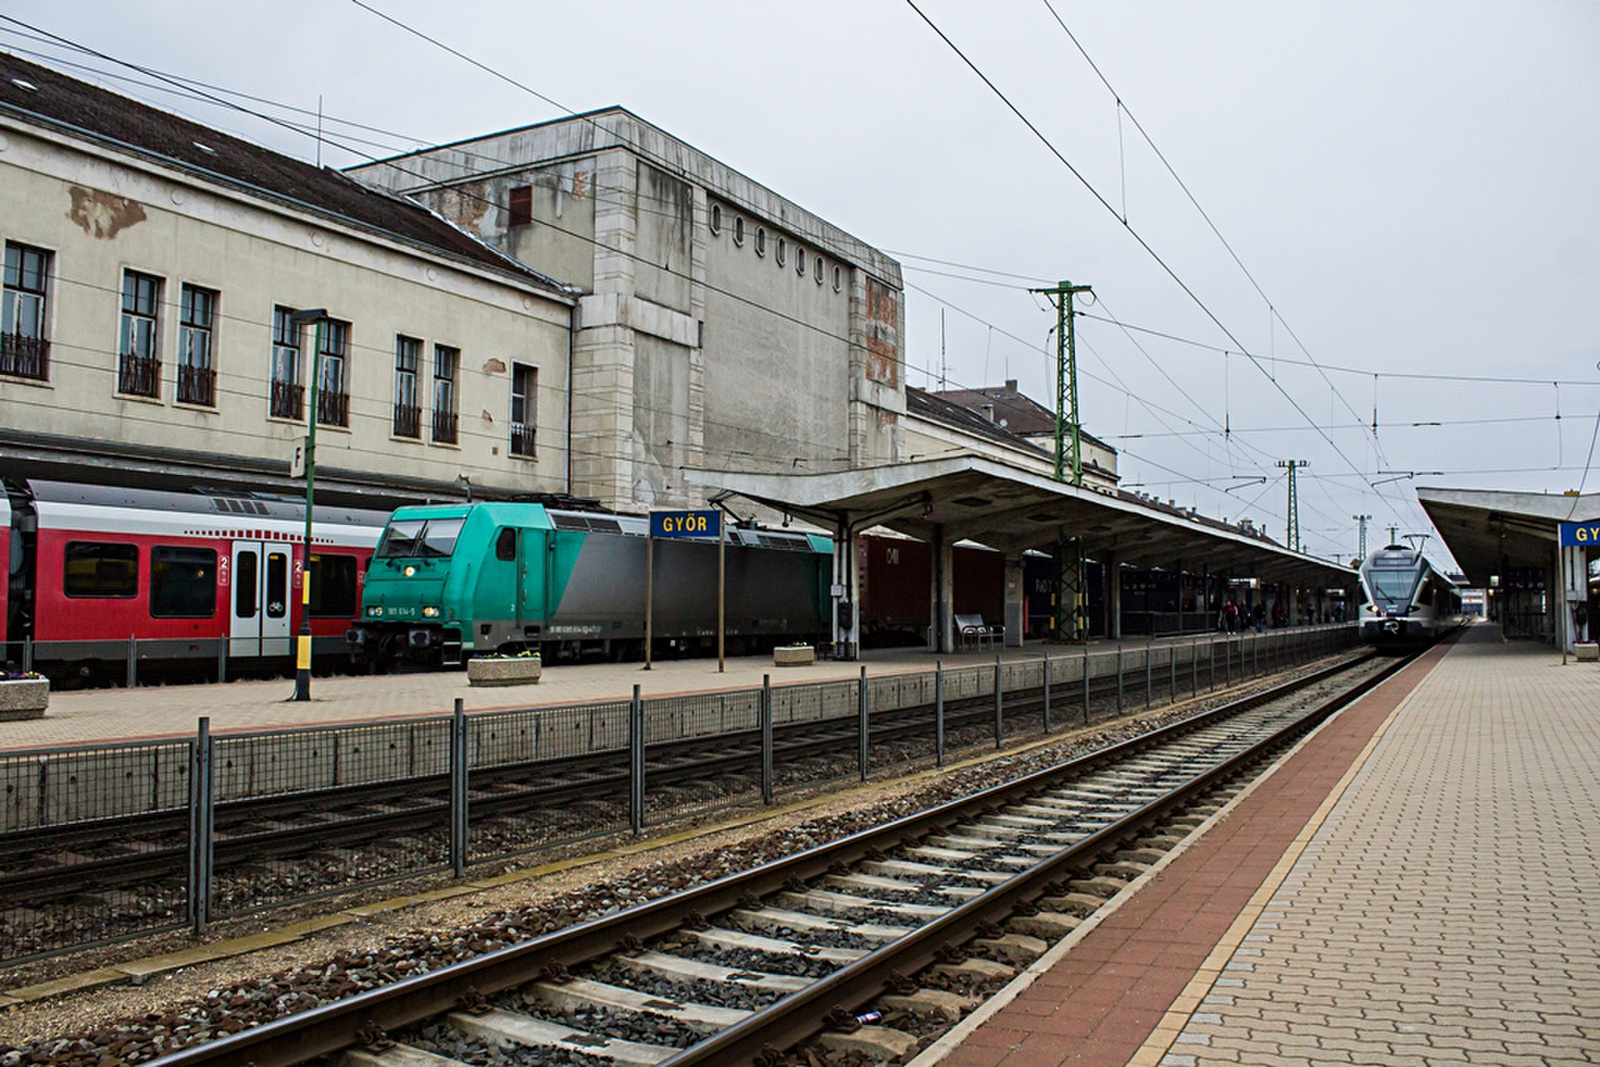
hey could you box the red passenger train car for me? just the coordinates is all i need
[3,480,387,681]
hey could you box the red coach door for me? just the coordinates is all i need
[230,539,292,658]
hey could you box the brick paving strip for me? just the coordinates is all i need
[913,639,1454,1067]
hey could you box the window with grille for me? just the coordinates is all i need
[177,284,217,406]
[1,242,50,381]
[119,271,162,397]
[270,306,304,420]
[393,335,421,438]
[432,344,459,444]
[316,319,350,427]
[510,362,537,457]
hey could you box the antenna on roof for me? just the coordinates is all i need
[939,309,947,391]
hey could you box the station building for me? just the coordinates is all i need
[0,52,575,506]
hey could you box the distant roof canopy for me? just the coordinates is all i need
[1417,487,1600,586]
[691,456,1354,586]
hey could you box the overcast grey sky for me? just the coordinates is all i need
[4,0,1597,566]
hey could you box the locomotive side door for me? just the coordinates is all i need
[230,539,292,658]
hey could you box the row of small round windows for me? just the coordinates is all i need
[709,203,842,292]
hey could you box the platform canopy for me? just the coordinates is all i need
[690,455,1354,586]
[1417,486,1600,586]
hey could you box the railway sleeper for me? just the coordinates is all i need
[528,976,750,1030]
[733,906,914,944]
[776,888,948,922]
[617,950,811,994]
[449,1009,673,1065]
[688,926,866,966]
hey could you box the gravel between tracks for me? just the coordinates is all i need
[0,652,1369,1062]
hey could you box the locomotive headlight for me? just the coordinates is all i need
[422,605,440,618]
[367,606,383,617]
[404,565,417,577]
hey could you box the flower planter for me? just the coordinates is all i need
[1575,642,1599,663]
[773,644,816,667]
[467,656,542,686]
[0,678,49,720]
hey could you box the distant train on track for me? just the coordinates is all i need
[2,480,387,681]
[1357,543,1463,645]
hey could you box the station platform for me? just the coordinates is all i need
[0,628,1332,751]
[917,621,1600,1067]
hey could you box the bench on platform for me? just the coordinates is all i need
[956,614,1004,651]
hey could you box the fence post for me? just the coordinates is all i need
[1210,635,1216,690]
[630,684,644,835]
[1191,638,1198,695]
[126,634,137,689]
[1253,633,1259,676]
[1082,646,1091,725]
[761,675,774,805]
[935,661,945,766]
[449,698,468,877]
[993,654,1003,749]
[1116,647,1124,714]
[188,716,214,937]
[23,637,32,672]
[1145,640,1153,709]
[1169,645,1176,703]
[1042,653,1051,732]
[858,666,869,782]
[217,637,227,685]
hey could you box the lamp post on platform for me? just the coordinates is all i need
[289,308,328,702]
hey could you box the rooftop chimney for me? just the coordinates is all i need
[1004,378,1018,393]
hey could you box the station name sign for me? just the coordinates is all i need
[650,509,722,539]
[1558,520,1600,547]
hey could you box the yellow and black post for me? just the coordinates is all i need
[291,308,327,702]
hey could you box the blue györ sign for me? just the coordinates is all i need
[1559,520,1600,547]
[650,509,722,539]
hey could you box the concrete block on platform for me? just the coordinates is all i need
[1575,642,1598,662]
[467,656,542,686]
[0,678,48,720]
[773,644,816,666]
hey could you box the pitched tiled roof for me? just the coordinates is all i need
[907,386,1053,458]
[0,51,570,296]
[930,384,1115,454]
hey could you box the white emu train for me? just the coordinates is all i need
[1358,544,1464,645]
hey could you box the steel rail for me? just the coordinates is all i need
[147,650,1376,1067]
[663,650,1414,1064]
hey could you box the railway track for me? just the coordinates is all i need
[142,648,1407,1067]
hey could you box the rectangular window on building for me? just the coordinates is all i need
[2,242,51,381]
[149,545,217,618]
[510,362,537,457]
[63,541,139,598]
[177,284,218,406]
[508,185,533,228]
[393,335,421,438]
[432,343,459,445]
[119,270,163,398]
[317,319,350,427]
[270,306,303,420]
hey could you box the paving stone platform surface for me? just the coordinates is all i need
[926,623,1600,1067]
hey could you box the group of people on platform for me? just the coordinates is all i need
[1217,598,1346,633]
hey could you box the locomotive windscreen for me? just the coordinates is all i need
[377,518,464,559]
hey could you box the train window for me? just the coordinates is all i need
[265,552,288,618]
[235,550,258,617]
[376,517,464,559]
[308,553,358,617]
[63,542,138,598]
[150,546,217,618]
[495,528,516,561]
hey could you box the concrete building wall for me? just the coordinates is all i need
[0,117,572,501]
[347,108,905,515]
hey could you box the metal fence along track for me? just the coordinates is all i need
[0,626,1355,963]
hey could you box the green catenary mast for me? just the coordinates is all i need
[1033,280,1093,640]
